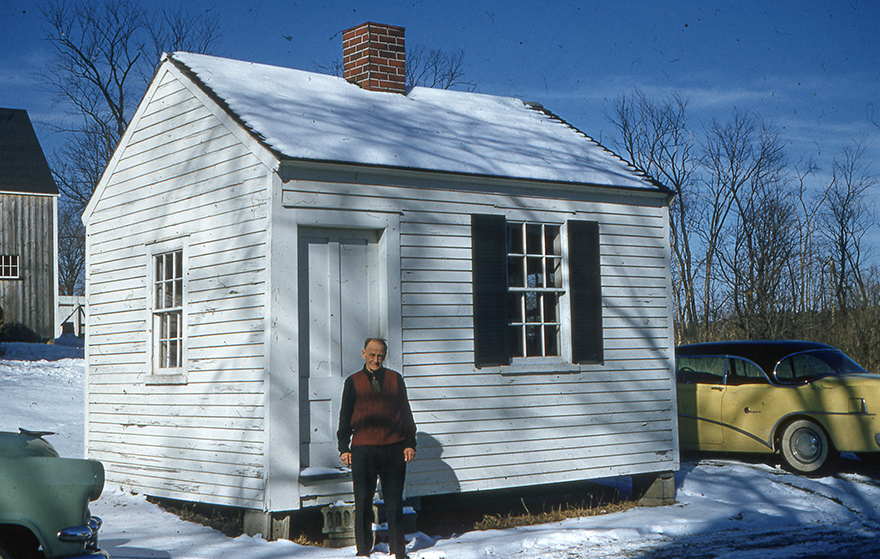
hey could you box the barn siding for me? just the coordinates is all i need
[280,167,676,502]
[0,193,56,339]
[85,67,274,507]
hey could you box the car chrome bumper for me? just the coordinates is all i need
[64,551,111,559]
[58,516,109,558]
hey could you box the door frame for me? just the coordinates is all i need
[292,208,402,360]
[266,205,401,511]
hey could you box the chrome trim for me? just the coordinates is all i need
[58,524,93,542]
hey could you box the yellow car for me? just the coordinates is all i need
[676,340,880,474]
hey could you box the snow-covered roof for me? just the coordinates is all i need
[171,52,662,190]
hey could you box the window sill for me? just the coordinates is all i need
[497,358,584,376]
[145,373,187,385]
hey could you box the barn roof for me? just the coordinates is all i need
[0,108,58,196]
[169,52,665,192]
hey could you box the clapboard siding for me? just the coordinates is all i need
[279,175,674,499]
[85,66,273,506]
[391,182,671,494]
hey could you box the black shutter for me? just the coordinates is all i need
[569,220,603,364]
[471,214,510,367]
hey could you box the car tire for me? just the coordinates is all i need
[0,541,23,559]
[779,419,832,474]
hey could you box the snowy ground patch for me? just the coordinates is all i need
[3,341,880,558]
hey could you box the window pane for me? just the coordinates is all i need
[174,278,183,307]
[548,257,562,288]
[509,325,524,358]
[545,225,561,256]
[524,292,540,322]
[526,224,542,254]
[543,293,557,322]
[544,325,558,356]
[175,251,183,280]
[165,254,175,280]
[508,257,524,288]
[525,325,541,356]
[676,356,724,384]
[508,292,523,322]
[507,225,524,254]
[526,256,543,287]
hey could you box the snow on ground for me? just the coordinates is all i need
[3,340,880,558]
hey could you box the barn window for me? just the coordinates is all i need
[152,250,184,372]
[0,255,20,279]
[472,215,603,368]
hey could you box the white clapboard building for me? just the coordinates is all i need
[83,22,678,526]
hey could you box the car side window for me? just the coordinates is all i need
[726,357,767,385]
[776,353,836,384]
[677,356,724,384]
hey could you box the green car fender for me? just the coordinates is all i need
[0,434,104,559]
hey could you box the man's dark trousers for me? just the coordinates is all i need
[351,442,407,556]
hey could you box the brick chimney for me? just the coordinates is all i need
[342,22,406,94]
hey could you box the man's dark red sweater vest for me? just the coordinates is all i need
[350,369,407,447]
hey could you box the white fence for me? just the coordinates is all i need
[57,295,85,338]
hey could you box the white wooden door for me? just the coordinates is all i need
[298,227,380,469]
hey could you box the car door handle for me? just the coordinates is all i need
[744,407,760,414]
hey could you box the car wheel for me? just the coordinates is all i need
[779,419,832,474]
[0,541,23,559]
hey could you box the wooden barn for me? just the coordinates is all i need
[0,108,59,340]
[82,22,678,527]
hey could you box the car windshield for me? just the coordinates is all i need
[774,349,869,384]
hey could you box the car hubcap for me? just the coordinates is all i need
[791,428,821,463]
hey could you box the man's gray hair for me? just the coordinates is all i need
[363,337,388,351]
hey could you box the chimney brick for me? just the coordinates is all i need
[342,22,406,94]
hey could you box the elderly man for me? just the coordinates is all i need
[337,338,417,558]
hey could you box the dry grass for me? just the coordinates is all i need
[474,497,640,531]
[147,496,245,538]
[150,481,641,546]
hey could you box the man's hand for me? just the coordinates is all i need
[404,447,416,463]
[340,452,352,467]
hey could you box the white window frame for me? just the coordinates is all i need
[0,255,20,279]
[146,239,188,384]
[506,222,566,360]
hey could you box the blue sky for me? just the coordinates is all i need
[2,0,879,183]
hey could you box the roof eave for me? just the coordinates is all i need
[278,155,672,197]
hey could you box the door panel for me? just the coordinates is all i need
[298,228,380,469]
[676,356,724,447]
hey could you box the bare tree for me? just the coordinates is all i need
[406,45,475,91]
[58,200,85,296]
[605,90,699,343]
[699,110,786,340]
[40,0,220,208]
[790,159,827,315]
[721,175,796,339]
[317,43,475,90]
[820,139,878,311]
[39,0,220,294]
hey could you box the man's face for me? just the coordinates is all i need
[362,341,386,373]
